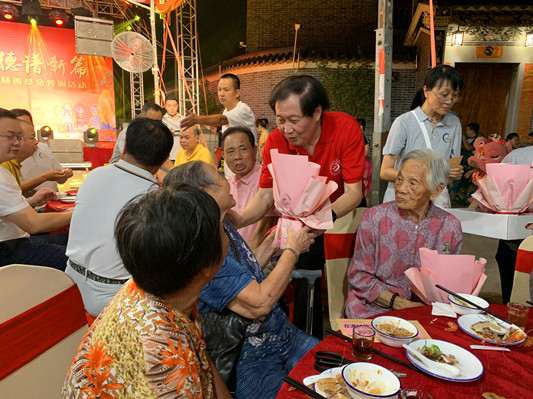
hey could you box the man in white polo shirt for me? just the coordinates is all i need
[180,73,257,178]
[0,109,72,269]
[65,117,173,317]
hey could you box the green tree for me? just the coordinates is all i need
[199,79,221,115]
[318,61,374,119]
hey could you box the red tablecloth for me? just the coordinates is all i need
[82,142,115,169]
[277,305,533,399]
[44,191,76,234]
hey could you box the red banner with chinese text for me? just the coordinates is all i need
[0,21,116,140]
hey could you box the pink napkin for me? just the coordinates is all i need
[404,248,487,304]
[472,163,533,213]
[267,149,338,248]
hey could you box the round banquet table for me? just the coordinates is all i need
[82,142,114,170]
[276,305,532,399]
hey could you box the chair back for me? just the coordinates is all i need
[510,235,533,303]
[324,208,366,331]
[0,264,87,399]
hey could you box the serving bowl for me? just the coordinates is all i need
[371,316,418,347]
[341,362,401,399]
[448,293,489,315]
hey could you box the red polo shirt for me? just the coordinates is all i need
[259,111,365,203]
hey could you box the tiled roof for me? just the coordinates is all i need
[203,46,415,76]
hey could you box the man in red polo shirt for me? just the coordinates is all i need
[231,75,365,337]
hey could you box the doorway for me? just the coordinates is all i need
[453,63,514,137]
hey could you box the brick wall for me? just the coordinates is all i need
[205,64,416,144]
[246,0,377,57]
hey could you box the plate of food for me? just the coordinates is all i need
[457,314,527,346]
[59,193,76,203]
[303,366,349,398]
[404,339,483,382]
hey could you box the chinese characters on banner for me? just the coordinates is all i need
[0,21,116,140]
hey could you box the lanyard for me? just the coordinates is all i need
[114,164,156,184]
[411,110,432,150]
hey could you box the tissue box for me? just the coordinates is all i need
[446,208,533,240]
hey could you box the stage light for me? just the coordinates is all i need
[49,9,69,27]
[1,4,18,21]
[38,126,54,142]
[135,15,140,21]
[127,25,132,31]
[84,127,99,147]
[30,17,37,25]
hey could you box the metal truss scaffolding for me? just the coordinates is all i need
[176,0,199,116]
[130,72,144,119]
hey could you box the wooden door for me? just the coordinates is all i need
[453,63,513,137]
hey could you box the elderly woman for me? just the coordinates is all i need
[345,148,463,318]
[62,185,232,399]
[163,161,319,399]
[381,65,464,208]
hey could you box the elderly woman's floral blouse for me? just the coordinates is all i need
[62,280,214,399]
[345,202,463,318]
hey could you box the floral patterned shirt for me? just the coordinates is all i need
[62,280,214,399]
[345,202,463,318]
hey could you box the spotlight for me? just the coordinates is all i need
[1,4,18,21]
[127,25,132,31]
[49,9,69,27]
[38,126,54,142]
[134,15,140,21]
[30,17,37,25]
[84,127,99,147]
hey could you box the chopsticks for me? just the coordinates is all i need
[283,376,326,399]
[435,284,510,325]
[325,329,428,376]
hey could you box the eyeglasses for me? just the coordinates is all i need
[0,134,24,143]
[431,90,461,104]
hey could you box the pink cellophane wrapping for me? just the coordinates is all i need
[404,248,487,304]
[471,163,533,214]
[267,149,338,248]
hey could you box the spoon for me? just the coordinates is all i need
[403,344,461,378]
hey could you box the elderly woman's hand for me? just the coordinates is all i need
[285,226,315,259]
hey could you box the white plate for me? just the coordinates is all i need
[302,366,346,395]
[457,314,526,346]
[59,193,76,203]
[405,339,484,382]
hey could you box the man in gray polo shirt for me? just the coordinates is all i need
[66,117,173,317]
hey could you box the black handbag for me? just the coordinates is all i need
[199,308,251,392]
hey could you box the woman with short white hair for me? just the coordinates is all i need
[345,148,463,318]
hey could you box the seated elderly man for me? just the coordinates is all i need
[174,125,214,166]
[63,185,232,399]
[163,161,318,398]
[222,126,277,247]
[345,148,463,318]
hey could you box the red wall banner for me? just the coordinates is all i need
[0,21,116,140]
